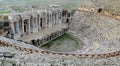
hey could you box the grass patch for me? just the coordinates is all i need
[61,4,74,11]
[0,11,11,14]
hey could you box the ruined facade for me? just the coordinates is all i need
[0,5,71,40]
[0,16,10,36]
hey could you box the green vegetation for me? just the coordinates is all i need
[10,6,23,13]
[0,11,11,14]
[0,0,90,12]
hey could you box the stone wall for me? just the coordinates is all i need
[31,29,66,47]
[0,36,120,58]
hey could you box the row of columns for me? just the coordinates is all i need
[10,10,63,39]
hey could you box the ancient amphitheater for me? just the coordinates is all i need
[1,3,120,66]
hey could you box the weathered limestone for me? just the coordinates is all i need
[0,5,71,40]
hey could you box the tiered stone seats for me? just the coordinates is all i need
[69,11,120,54]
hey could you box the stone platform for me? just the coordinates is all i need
[19,23,68,42]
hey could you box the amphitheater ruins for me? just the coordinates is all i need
[0,5,71,45]
[1,3,120,66]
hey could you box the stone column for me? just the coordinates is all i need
[11,22,15,34]
[33,17,35,29]
[50,13,52,26]
[28,19,31,34]
[50,13,53,26]
[10,22,15,39]
[53,13,56,25]
[45,13,48,28]
[16,22,20,34]
[42,15,44,29]
[36,17,38,29]
[48,13,51,27]
[38,14,41,30]
[59,12,61,24]
[39,14,42,30]
[32,17,37,32]
[60,12,62,23]
[51,13,54,26]
[49,13,52,27]
[56,12,59,24]
[58,12,60,24]
[31,17,33,32]
[22,20,24,34]
[55,13,57,25]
